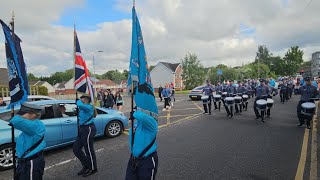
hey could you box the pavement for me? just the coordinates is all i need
[0,94,319,180]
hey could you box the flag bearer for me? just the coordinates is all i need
[73,95,98,177]
[9,103,46,180]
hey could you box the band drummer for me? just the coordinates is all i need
[202,80,215,115]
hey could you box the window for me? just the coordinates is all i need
[63,104,77,117]
[0,110,19,122]
[40,105,55,119]
[97,109,107,114]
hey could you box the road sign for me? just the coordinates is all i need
[217,69,223,75]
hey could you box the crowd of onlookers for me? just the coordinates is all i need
[97,89,124,111]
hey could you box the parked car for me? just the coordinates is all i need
[2,95,56,106]
[188,86,205,100]
[0,100,128,171]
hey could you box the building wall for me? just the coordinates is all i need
[150,63,174,88]
[174,65,184,90]
[312,52,320,77]
[42,82,55,93]
[65,78,74,89]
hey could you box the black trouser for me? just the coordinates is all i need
[203,96,212,113]
[288,87,293,98]
[223,100,233,116]
[254,97,267,118]
[213,100,221,111]
[125,151,158,180]
[297,100,313,126]
[73,124,97,171]
[280,92,286,103]
[164,97,170,108]
[235,103,242,113]
[16,152,45,180]
[159,93,162,101]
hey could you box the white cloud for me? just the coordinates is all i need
[0,0,319,77]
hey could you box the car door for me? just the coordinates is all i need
[59,103,78,143]
[39,104,63,148]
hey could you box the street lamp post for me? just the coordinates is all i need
[92,51,103,96]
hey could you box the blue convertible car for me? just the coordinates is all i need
[0,100,128,171]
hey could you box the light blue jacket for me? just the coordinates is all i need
[10,116,46,158]
[129,111,157,157]
[77,100,95,125]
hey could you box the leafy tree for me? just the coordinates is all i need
[38,86,48,96]
[282,46,304,76]
[181,53,206,90]
[28,73,38,81]
[255,45,270,65]
[149,65,155,72]
[122,70,129,80]
[101,70,125,83]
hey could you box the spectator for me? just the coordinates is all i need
[158,85,163,102]
[115,92,124,111]
[0,96,6,107]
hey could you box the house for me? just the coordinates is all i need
[0,68,8,86]
[94,79,118,90]
[34,81,56,96]
[150,62,184,91]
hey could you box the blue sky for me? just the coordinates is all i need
[53,0,130,31]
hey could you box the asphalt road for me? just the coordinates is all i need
[1,94,317,180]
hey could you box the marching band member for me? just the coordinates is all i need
[202,80,215,115]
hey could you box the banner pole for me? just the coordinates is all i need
[10,10,17,178]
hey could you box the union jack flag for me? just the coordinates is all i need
[74,30,94,102]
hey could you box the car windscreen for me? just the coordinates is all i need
[0,110,19,122]
[195,86,204,90]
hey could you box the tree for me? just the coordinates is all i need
[101,70,125,83]
[181,53,206,90]
[38,86,48,96]
[122,69,129,80]
[255,45,270,65]
[149,65,155,72]
[282,46,304,76]
[28,73,38,81]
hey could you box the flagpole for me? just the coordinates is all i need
[130,0,135,149]
[9,10,17,178]
[74,24,80,136]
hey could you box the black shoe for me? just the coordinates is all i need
[209,112,211,115]
[230,114,233,118]
[77,167,87,176]
[82,169,94,177]
[297,123,303,127]
[261,119,265,122]
[226,114,230,117]
[256,116,261,119]
[307,125,311,129]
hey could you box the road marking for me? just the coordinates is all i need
[295,128,309,180]
[310,102,318,180]
[192,101,203,111]
[44,158,76,171]
[171,108,198,111]
[158,114,199,118]
[166,110,171,125]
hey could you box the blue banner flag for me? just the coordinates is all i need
[127,6,158,120]
[0,19,29,107]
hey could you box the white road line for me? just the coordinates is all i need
[44,148,105,171]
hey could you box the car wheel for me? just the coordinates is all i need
[104,120,123,138]
[0,144,13,171]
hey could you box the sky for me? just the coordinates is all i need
[0,0,319,76]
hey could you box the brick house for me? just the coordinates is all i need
[150,62,184,91]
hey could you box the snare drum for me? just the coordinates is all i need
[201,95,209,104]
[234,96,242,104]
[267,98,274,108]
[229,93,235,97]
[256,99,267,111]
[242,95,249,102]
[225,97,235,106]
[222,92,227,99]
[213,95,221,102]
[237,93,243,97]
[301,102,316,116]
